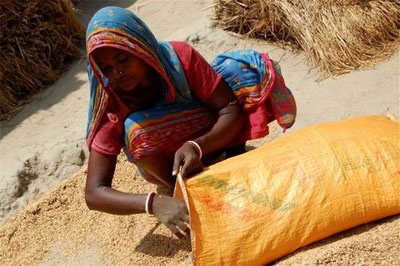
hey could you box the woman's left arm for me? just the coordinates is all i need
[172,78,245,177]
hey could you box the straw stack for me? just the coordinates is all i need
[0,0,84,121]
[213,0,400,78]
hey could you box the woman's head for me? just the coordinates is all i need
[86,6,174,98]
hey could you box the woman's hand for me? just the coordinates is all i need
[152,195,190,238]
[172,142,204,178]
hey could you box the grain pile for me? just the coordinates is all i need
[213,0,400,78]
[0,158,191,266]
[0,157,399,265]
[0,0,84,121]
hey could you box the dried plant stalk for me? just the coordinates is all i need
[0,0,85,121]
[213,0,400,79]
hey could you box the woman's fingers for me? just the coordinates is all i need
[181,154,203,178]
[183,213,190,223]
[175,220,190,236]
[180,156,192,177]
[167,220,190,239]
[173,143,203,177]
[166,218,190,239]
[172,152,184,176]
[166,223,185,239]
[174,153,193,178]
[152,196,191,239]
[178,200,190,223]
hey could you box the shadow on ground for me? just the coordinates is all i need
[135,222,191,257]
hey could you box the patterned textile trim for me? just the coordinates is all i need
[211,50,275,111]
[232,56,273,109]
[265,58,297,130]
[124,103,217,159]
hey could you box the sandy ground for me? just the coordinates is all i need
[0,0,399,265]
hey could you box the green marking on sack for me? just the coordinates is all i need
[195,175,297,212]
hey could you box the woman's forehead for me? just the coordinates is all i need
[92,47,127,63]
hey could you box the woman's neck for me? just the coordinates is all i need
[113,73,163,112]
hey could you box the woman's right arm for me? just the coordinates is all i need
[85,149,190,238]
[85,149,147,214]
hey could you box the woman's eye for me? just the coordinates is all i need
[117,54,128,63]
[100,66,111,74]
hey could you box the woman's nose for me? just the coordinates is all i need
[111,67,124,79]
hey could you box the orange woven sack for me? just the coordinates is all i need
[175,116,400,265]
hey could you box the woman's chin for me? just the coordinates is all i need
[122,87,136,93]
[117,84,137,93]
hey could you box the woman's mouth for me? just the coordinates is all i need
[118,78,136,91]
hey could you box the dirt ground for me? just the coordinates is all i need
[0,0,399,265]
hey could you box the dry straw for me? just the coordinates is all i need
[0,0,84,121]
[213,0,400,79]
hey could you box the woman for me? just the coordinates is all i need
[85,6,296,238]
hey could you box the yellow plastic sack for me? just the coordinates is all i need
[175,116,400,265]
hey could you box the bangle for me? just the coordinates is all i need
[145,192,156,214]
[186,140,203,159]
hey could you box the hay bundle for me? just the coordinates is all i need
[213,0,400,78]
[0,0,84,121]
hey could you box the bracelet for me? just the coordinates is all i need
[186,140,203,159]
[145,192,156,215]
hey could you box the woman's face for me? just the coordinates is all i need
[91,47,151,92]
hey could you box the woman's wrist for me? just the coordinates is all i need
[185,140,203,159]
[145,192,156,214]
